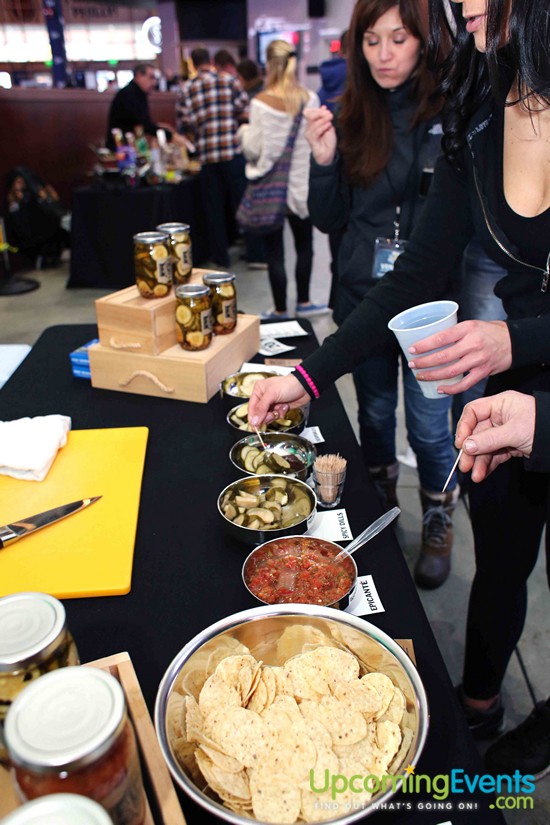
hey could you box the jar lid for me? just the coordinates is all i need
[203,272,235,286]
[156,222,190,234]
[133,231,168,244]
[0,592,67,672]
[5,667,126,772]
[175,284,209,298]
[0,794,113,825]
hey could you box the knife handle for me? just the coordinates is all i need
[0,525,20,548]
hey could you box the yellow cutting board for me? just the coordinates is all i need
[0,427,148,599]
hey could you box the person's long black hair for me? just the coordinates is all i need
[428,0,550,165]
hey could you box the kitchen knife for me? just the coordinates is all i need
[0,497,102,548]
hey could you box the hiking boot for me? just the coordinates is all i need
[456,685,505,740]
[368,461,400,511]
[484,701,550,778]
[414,487,459,589]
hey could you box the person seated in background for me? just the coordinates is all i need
[237,58,264,101]
[214,49,239,78]
[455,389,550,779]
[5,167,69,269]
[106,63,179,151]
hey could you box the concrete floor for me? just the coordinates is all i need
[1,231,549,823]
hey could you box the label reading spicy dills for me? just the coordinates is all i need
[200,309,213,334]
[221,299,236,323]
[179,243,192,272]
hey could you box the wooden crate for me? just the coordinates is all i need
[89,313,260,403]
[0,652,186,825]
[95,268,219,356]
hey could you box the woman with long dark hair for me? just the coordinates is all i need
[250,0,550,777]
[306,0,459,590]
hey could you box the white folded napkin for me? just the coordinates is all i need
[0,415,72,481]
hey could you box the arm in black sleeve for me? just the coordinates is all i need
[524,391,550,472]
[307,155,351,234]
[507,316,550,370]
[299,153,475,393]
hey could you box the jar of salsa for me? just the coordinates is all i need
[1,793,114,825]
[133,231,172,299]
[5,668,145,825]
[175,284,213,351]
[156,222,192,284]
[0,592,79,762]
[202,272,237,335]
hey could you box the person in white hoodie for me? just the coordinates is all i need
[238,39,329,320]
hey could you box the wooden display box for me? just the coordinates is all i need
[95,269,217,356]
[89,313,260,403]
[0,652,186,825]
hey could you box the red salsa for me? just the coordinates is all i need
[244,537,356,605]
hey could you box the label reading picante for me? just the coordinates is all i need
[179,243,192,273]
[156,258,173,284]
[221,299,236,323]
[200,309,213,334]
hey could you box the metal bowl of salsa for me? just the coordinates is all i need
[242,535,357,608]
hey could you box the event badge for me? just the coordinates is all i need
[371,237,408,280]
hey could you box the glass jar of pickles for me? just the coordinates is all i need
[156,222,192,285]
[0,592,79,762]
[175,284,213,351]
[203,271,237,335]
[133,231,172,299]
[5,668,146,825]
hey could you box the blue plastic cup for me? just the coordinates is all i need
[388,300,462,399]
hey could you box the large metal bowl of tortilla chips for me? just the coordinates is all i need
[155,605,428,825]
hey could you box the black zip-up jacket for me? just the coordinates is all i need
[296,91,550,397]
[308,82,445,325]
[106,81,171,150]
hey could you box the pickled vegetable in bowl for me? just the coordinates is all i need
[222,371,278,400]
[227,403,305,435]
[230,433,316,479]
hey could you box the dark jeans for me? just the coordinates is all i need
[353,349,456,494]
[263,213,313,312]
[198,157,246,268]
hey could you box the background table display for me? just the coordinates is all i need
[67,181,210,289]
[0,323,505,825]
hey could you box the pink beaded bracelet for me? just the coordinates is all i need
[295,364,320,399]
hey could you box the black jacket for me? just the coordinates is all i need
[308,82,445,325]
[298,91,550,396]
[526,392,550,472]
[106,80,171,150]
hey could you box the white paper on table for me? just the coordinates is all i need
[260,321,308,339]
[345,575,385,616]
[306,509,353,541]
[240,362,293,376]
[301,426,325,444]
[259,337,297,357]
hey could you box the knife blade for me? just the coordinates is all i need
[0,497,102,549]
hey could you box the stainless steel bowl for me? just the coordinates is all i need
[229,432,316,481]
[242,535,357,608]
[155,604,429,825]
[218,474,317,547]
[226,403,306,439]
[220,370,279,411]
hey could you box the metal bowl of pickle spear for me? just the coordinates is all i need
[220,371,279,411]
[226,403,306,439]
[229,432,316,481]
[218,474,317,547]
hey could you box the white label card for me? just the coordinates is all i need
[240,362,293,376]
[306,510,353,542]
[346,575,386,616]
[260,321,308,340]
[301,426,324,443]
[259,337,296,357]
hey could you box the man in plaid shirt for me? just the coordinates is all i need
[177,48,249,268]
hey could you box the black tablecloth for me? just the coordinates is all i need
[67,181,209,288]
[0,324,505,825]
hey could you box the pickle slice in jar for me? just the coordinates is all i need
[150,244,168,261]
[175,243,190,257]
[154,284,169,297]
[219,284,234,298]
[187,331,205,348]
[176,305,193,326]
